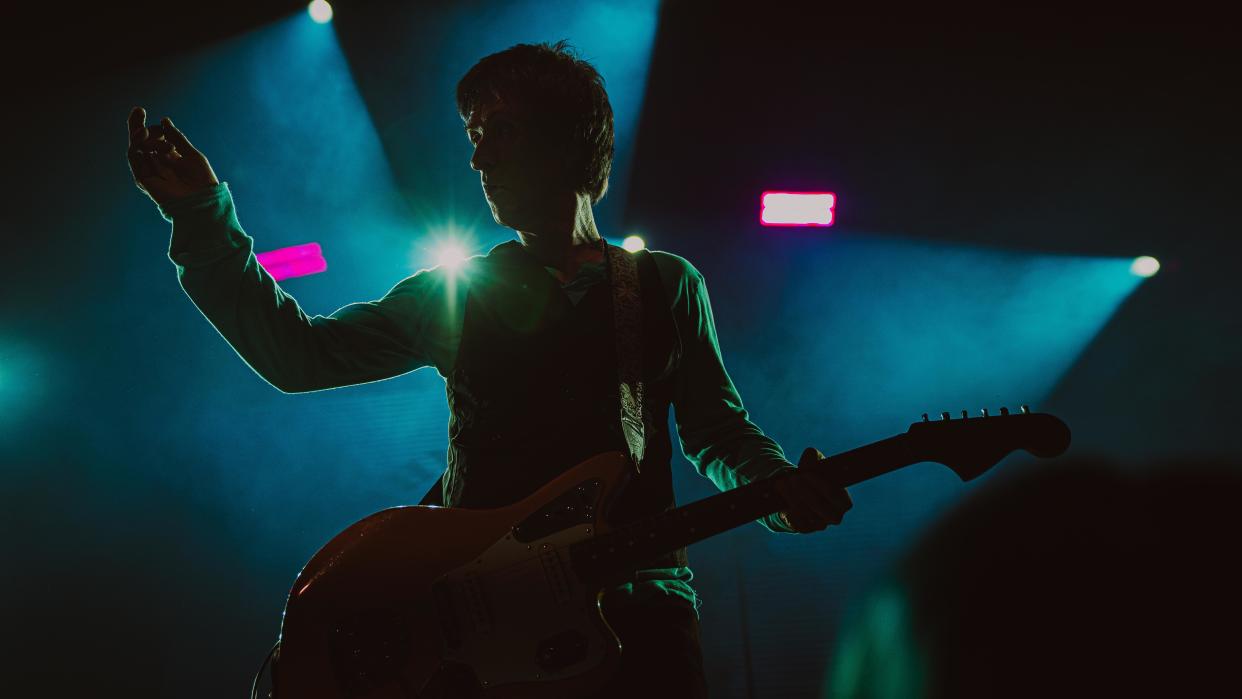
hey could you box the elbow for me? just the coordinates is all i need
[270,377,318,394]
[260,370,315,394]
[267,376,301,394]
[242,355,329,394]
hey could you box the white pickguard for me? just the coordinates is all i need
[437,522,615,689]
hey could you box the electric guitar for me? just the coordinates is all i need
[268,408,1070,697]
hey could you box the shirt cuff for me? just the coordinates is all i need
[164,183,252,268]
[157,182,231,222]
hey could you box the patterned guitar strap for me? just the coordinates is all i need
[605,241,646,472]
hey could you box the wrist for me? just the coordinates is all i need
[158,182,229,222]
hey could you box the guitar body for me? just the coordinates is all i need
[273,452,632,698]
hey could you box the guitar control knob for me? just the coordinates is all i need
[1020,405,1030,414]
[941,411,951,421]
[980,408,989,417]
[960,410,969,419]
[921,413,929,422]
[999,407,1010,416]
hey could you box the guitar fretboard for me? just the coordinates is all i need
[569,433,917,586]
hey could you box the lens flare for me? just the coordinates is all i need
[435,242,469,271]
[622,235,646,252]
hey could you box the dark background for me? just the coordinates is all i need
[2,1,1238,696]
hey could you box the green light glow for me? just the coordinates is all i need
[827,583,926,699]
[0,337,48,438]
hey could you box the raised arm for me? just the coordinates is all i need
[128,107,451,393]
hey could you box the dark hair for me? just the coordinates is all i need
[457,40,614,204]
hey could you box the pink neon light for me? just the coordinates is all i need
[256,242,322,265]
[760,191,836,227]
[256,243,327,281]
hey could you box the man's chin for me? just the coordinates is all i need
[489,206,524,231]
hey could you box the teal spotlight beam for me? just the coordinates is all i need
[153,12,416,308]
[322,1,660,265]
[729,237,1147,456]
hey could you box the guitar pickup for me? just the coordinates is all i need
[432,573,494,650]
[539,546,572,605]
[431,580,462,650]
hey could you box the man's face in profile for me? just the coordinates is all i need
[464,97,573,231]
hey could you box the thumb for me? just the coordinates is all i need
[798,447,825,468]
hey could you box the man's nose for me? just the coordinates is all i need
[470,141,494,173]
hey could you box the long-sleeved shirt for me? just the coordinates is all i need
[162,182,796,613]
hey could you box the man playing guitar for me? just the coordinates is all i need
[127,40,853,697]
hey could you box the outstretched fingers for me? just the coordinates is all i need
[159,117,198,156]
[126,107,220,205]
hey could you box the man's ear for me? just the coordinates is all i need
[558,136,583,192]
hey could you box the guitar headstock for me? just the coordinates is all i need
[906,406,1071,481]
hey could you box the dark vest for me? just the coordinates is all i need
[421,242,687,569]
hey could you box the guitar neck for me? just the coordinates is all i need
[569,433,917,587]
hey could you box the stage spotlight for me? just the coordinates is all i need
[1131,256,1160,278]
[760,191,836,227]
[622,235,646,252]
[307,0,333,23]
[435,242,469,271]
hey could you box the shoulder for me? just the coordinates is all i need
[384,265,450,297]
[647,249,707,307]
[381,251,489,302]
[648,250,703,282]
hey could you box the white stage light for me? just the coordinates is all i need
[435,242,469,271]
[1131,256,1160,278]
[308,0,333,23]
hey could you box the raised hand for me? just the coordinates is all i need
[126,106,219,207]
[772,447,854,533]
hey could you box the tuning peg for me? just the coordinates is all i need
[960,410,969,419]
[941,411,951,421]
[980,408,989,417]
[999,406,1010,416]
[1020,405,1030,414]
[921,413,929,422]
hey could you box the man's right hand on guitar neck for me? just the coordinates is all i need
[772,447,854,533]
